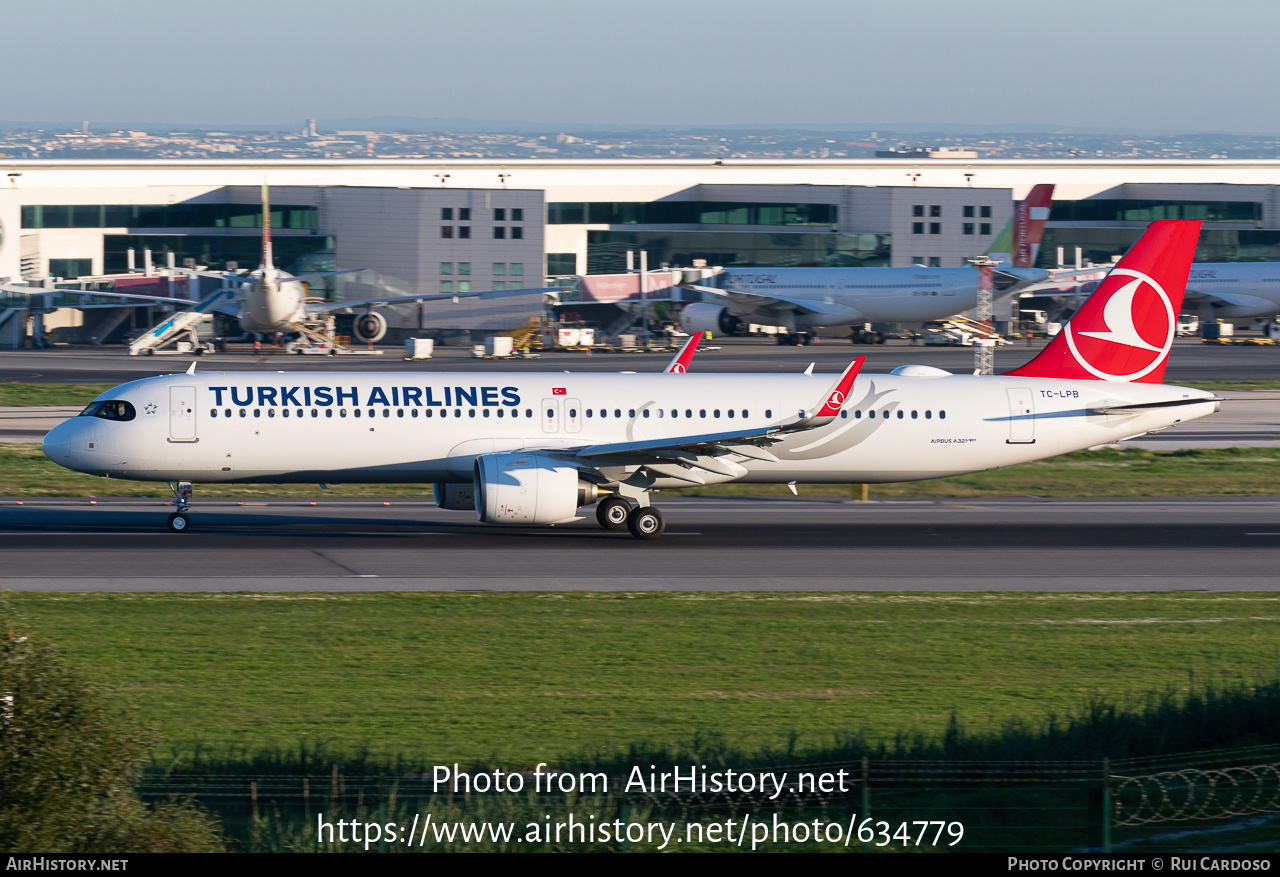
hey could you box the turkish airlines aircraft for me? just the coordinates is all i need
[43,220,1217,540]
[678,185,1055,344]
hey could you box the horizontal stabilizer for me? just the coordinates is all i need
[1090,397,1222,415]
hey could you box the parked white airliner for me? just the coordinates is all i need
[43,220,1217,540]
[679,185,1055,344]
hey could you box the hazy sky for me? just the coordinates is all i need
[12,0,1280,131]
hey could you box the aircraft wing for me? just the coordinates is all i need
[1183,288,1277,312]
[304,285,569,314]
[564,359,865,481]
[0,283,197,307]
[680,282,856,317]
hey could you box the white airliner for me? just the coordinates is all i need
[42,220,1218,540]
[1034,260,1280,329]
[2,185,562,354]
[678,185,1055,344]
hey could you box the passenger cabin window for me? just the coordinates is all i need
[80,400,136,421]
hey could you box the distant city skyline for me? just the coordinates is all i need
[13,0,1280,132]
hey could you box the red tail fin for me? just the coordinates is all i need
[1014,184,1054,268]
[664,333,701,373]
[1004,220,1201,384]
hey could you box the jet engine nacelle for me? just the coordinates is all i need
[679,303,743,336]
[433,482,475,510]
[473,453,600,525]
[353,310,388,344]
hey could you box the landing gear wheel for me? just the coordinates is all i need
[166,512,191,533]
[627,506,665,540]
[596,497,632,530]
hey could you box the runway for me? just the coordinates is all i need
[2,496,1277,592]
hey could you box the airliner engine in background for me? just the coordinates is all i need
[44,220,1217,540]
[678,184,1055,344]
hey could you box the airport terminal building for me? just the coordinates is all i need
[4,158,1280,336]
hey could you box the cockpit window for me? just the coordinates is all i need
[79,400,136,422]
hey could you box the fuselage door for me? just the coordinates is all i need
[169,386,198,442]
[1006,387,1035,444]
[542,398,560,433]
[564,399,582,434]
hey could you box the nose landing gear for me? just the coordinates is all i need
[167,481,193,532]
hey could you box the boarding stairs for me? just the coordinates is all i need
[129,289,234,355]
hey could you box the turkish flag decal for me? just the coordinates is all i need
[552,388,567,395]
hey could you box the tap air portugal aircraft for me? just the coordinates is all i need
[43,221,1218,540]
[679,185,1055,345]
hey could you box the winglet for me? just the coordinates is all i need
[185,360,197,375]
[664,333,702,373]
[786,356,865,430]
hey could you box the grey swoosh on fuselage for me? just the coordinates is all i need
[777,380,897,461]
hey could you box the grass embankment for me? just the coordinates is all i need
[5,441,1279,498]
[8,592,1279,762]
[0,383,112,406]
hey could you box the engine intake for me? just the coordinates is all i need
[353,310,388,343]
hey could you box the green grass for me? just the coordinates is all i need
[0,383,112,406]
[8,592,1279,762]
[10,442,1279,499]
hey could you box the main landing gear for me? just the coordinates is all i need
[594,494,667,540]
[167,481,193,533]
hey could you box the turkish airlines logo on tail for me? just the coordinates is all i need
[669,363,686,374]
[1064,268,1175,381]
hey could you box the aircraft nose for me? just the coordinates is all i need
[42,418,81,464]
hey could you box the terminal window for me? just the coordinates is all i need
[459,208,471,221]
[440,262,453,275]
[981,223,991,235]
[493,227,505,239]
[48,258,93,277]
[494,208,506,221]
[512,208,523,222]
[509,263,523,276]
[963,223,975,235]
[441,226,453,238]
[493,263,505,275]
[441,281,453,293]
[913,205,924,217]
[511,227,523,239]
[492,281,505,290]
[547,253,577,274]
[929,223,941,234]
[929,257,941,267]
[459,227,471,239]
[458,262,471,275]
[963,206,975,218]
[980,206,992,218]
[929,206,941,217]
[441,208,453,220]
[458,281,471,293]
[913,222,924,235]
